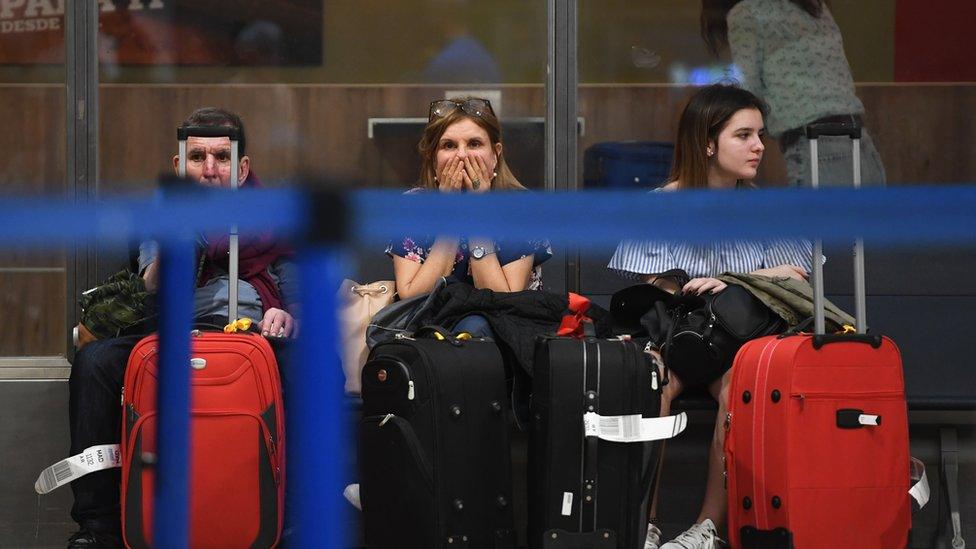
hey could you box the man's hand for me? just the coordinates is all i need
[258,307,298,339]
[142,260,160,293]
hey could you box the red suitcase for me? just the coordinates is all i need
[120,127,285,548]
[724,121,911,548]
[121,331,285,548]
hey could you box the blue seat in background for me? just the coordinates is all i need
[583,141,674,189]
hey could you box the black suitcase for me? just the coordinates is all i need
[528,336,686,549]
[359,326,515,549]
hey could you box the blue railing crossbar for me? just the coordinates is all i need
[4,186,976,547]
[1,186,975,247]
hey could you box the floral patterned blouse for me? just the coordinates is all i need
[386,235,553,290]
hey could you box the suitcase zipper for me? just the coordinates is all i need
[791,390,903,400]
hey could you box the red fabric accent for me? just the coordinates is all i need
[197,171,293,315]
[557,292,593,338]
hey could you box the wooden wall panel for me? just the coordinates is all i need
[95,83,976,192]
[0,272,66,356]
[98,84,547,193]
[0,85,66,195]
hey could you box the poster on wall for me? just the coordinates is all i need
[0,0,323,66]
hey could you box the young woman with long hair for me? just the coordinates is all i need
[609,84,815,549]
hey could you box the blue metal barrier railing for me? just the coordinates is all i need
[3,186,975,547]
[154,239,195,548]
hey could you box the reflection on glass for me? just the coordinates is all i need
[579,0,976,189]
[702,0,885,187]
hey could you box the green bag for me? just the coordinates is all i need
[78,270,157,340]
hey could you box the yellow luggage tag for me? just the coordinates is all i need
[224,318,254,333]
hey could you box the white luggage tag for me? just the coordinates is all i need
[35,444,121,494]
[909,457,930,509]
[583,411,687,443]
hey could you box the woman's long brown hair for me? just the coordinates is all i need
[701,0,824,56]
[668,83,768,190]
[417,99,525,191]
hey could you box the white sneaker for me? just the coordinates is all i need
[644,522,663,549]
[343,483,362,511]
[660,519,727,549]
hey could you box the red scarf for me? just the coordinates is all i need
[197,171,292,314]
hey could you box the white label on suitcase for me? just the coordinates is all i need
[561,492,574,516]
[34,444,121,494]
[583,412,688,442]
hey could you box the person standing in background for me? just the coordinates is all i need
[701,0,886,187]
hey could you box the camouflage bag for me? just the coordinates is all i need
[75,270,157,348]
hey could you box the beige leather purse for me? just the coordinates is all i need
[338,279,396,394]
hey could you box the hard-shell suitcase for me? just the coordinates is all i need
[724,120,911,548]
[582,141,674,189]
[120,126,286,548]
[359,326,515,549]
[528,336,687,549]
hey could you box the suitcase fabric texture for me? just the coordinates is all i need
[724,120,911,549]
[121,331,285,548]
[582,141,674,189]
[359,327,515,549]
[528,336,685,549]
[120,126,285,549]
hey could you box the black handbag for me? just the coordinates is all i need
[364,277,447,349]
[642,285,785,387]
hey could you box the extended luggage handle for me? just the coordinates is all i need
[177,125,242,321]
[807,118,867,337]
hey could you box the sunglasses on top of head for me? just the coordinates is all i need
[428,98,495,122]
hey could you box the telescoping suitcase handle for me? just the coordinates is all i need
[177,125,242,322]
[806,118,874,346]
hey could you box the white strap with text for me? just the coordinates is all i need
[583,412,687,443]
[35,444,121,495]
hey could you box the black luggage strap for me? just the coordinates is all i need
[581,341,600,531]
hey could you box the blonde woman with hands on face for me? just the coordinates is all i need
[386,98,552,337]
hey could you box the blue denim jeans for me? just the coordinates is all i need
[783,128,886,188]
[451,314,495,339]
[68,335,143,534]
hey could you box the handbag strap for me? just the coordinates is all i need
[351,282,393,297]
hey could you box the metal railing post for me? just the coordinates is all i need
[153,238,196,548]
[292,190,348,547]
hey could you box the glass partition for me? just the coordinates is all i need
[578,0,974,189]
[0,8,67,361]
[96,1,548,194]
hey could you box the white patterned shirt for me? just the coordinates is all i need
[608,238,815,281]
[727,0,864,137]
